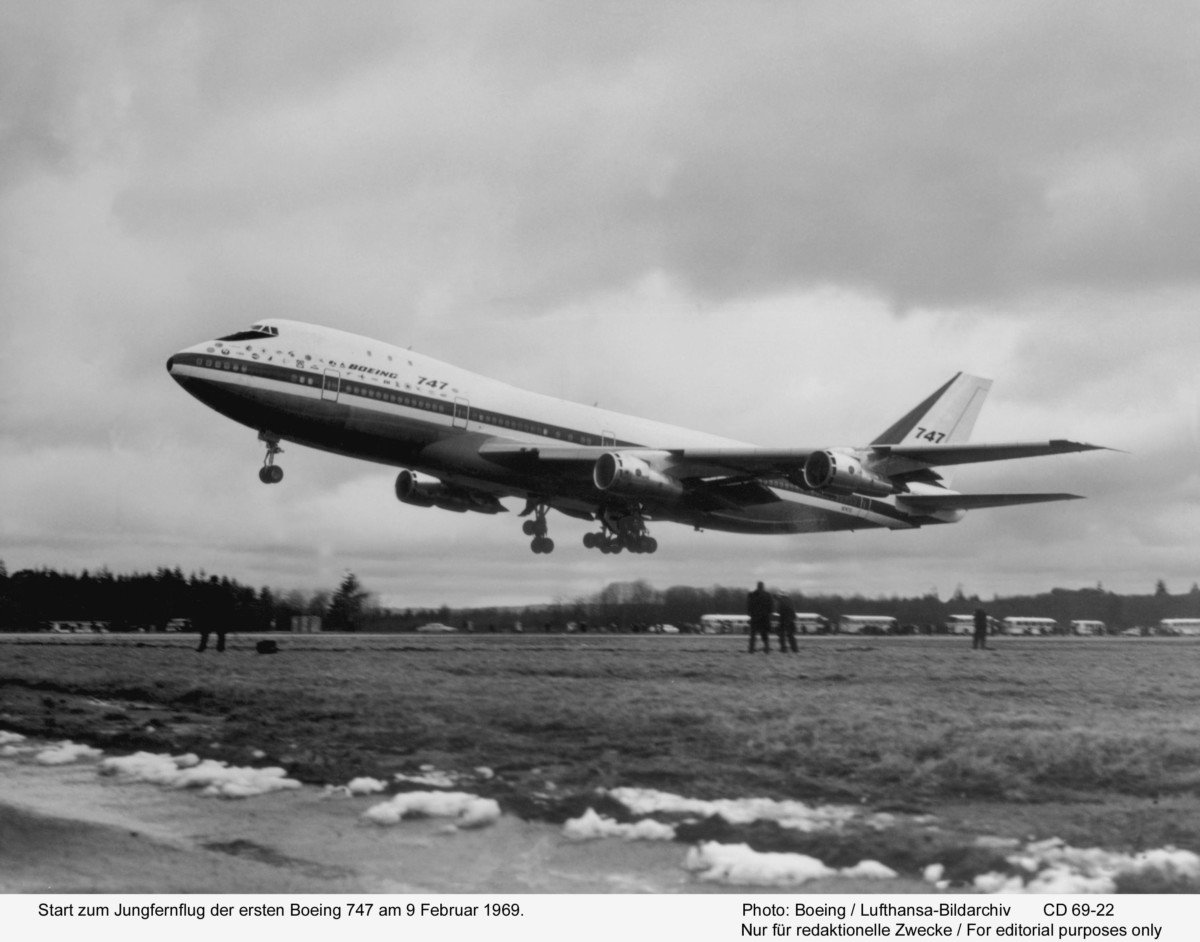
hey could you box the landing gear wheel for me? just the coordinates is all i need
[586,507,655,553]
[258,431,284,484]
[520,500,552,550]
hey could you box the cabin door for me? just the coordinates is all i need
[321,369,341,402]
[453,398,470,429]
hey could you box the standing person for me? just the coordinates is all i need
[196,576,231,653]
[194,579,216,652]
[973,607,989,650]
[776,593,798,653]
[747,581,773,654]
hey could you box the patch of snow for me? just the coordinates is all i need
[36,741,103,765]
[684,842,900,887]
[363,791,500,829]
[562,808,676,842]
[974,837,1200,893]
[322,777,387,799]
[395,769,458,788]
[98,751,300,798]
[606,786,867,831]
[840,859,898,880]
[685,842,835,886]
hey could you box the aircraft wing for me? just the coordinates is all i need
[477,438,1105,481]
[476,441,812,479]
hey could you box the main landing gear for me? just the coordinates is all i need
[518,501,659,555]
[519,501,555,554]
[257,431,284,484]
[583,509,658,554]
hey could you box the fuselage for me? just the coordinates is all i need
[166,319,931,541]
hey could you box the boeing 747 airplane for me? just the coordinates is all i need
[166,320,1104,554]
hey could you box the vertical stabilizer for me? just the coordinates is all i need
[871,373,992,446]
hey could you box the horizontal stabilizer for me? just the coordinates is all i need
[875,439,1105,468]
[899,493,1084,512]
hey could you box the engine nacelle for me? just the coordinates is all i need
[394,470,505,514]
[593,452,683,502]
[802,450,895,497]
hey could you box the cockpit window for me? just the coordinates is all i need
[217,324,279,342]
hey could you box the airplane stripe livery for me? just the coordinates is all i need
[167,320,1106,555]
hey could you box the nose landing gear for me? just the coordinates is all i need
[258,431,284,484]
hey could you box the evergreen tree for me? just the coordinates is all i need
[326,572,368,632]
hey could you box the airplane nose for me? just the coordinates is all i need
[166,355,175,372]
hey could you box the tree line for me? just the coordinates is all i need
[461,578,1200,634]
[0,563,372,633]
[1,561,1197,634]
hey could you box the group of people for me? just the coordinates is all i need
[746,581,799,654]
[748,580,993,652]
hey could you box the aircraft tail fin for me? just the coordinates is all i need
[871,373,992,447]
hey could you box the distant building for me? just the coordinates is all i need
[1159,618,1200,636]
[837,615,897,635]
[699,614,750,634]
[47,620,109,633]
[291,615,322,633]
[1001,616,1058,635]
[946,614,1002,635]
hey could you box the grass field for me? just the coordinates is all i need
[3,632,1200,887]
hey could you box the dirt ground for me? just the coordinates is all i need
[0,737,943,894]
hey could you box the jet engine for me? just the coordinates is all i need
[394,470,505,514]
[802,450,895,497]
[593,452,683,502]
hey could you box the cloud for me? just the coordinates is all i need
[2,2,1197,607]
[12,1,1199,313]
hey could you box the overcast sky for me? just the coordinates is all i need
[2,1,1197,609]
